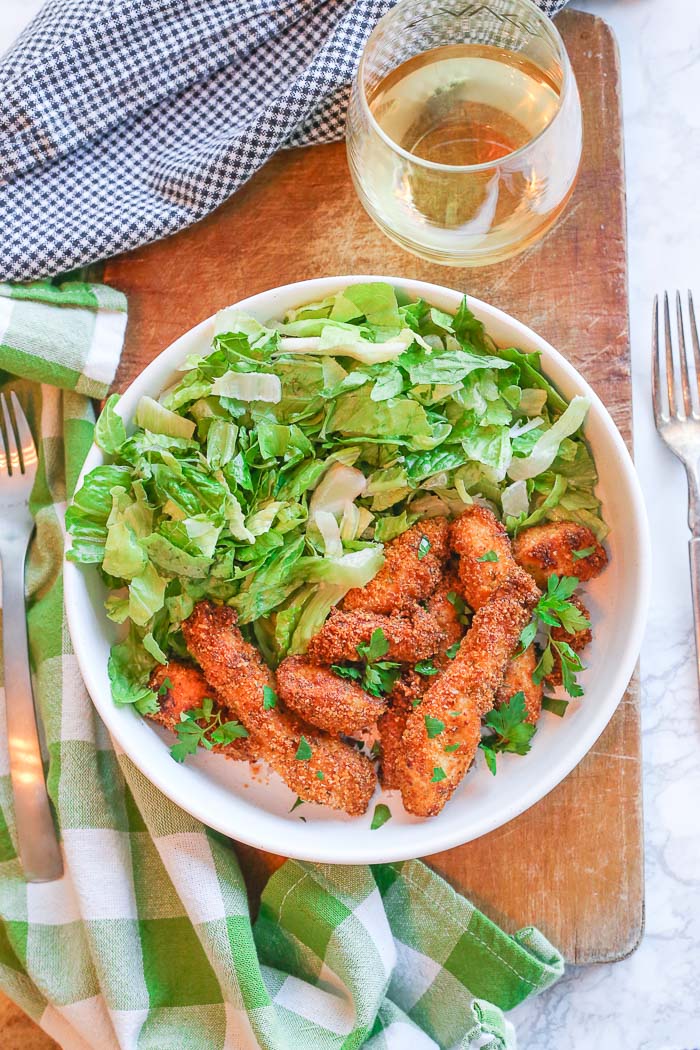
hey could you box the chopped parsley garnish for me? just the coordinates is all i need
[417,535,431,560]
[445,642,460,660]
[477,550,499,563]
[430,766,447,782]
[542,695,570,717]
[411,697,423,708]
[169,696,249,763]
[294,736,313,761]
[157,676,173,697]
[315,769,325,780]
[370,803,392,830]
[520,575,591,698]
[415,659,439,676]
[332,628,401,698]
[443,743,460,753]
[572,545,596,560]
[290,796,305,812]
[479,692,536,774]
[263,685,278,710]
[424,715,445,738]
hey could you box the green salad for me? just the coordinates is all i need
[66,282,606,714]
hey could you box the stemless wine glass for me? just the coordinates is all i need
[346,0,582,267]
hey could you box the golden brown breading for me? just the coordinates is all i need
[397,569,540,817]
[305,606,445,665]
[494,645,543,725]
[276,656,386,735]
[343,517,450,614]
[426,566,467,654]
[450,505,518,611]
[545,594,593,687]
[512,521,607,589]
[183,601,376,815]
[148,661,253,761]
[378,670,427,790]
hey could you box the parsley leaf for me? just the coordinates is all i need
[446,590,470,626]
[335,629,401,698]
[481,744,498,775]
[424,715,445,738]
[370,803,392,830]
[157,676,173,697]
[443,743,460,753]
[263,685,278,710]
[170,702,248,763]
[415,659,439,676]
[290,796,305,812]
[315,769,325,779]
[417,535,431,560]
[477,550,499,563]
[481,692,537,757]
[430,766,447,782]
[210,720,249,745]
[357,628,389,663]
[445,641,460,659]
[520,575,591,697]
[331,664,362,681]
[295,736,313,761]
[542,695,570,717]
[572,545,596,560]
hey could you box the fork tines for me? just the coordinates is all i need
[0,392,36,477]
[653,291,700,426]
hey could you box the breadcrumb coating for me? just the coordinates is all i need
[494,645,543,725]
[378,670,427,790]
[343,517,450,614]
[512,521,607,589]
[306,606,446,664]
[276,656,386,735]
[148,661,253,760]
[183,601,376,815]
[450,505,518,611]
[398,569,540,817]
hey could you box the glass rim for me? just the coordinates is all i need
[356,0,575,174]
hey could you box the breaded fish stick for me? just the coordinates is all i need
[426,567,466,655]
[512,521,607,588]
[183,602,376,815]
[378,670,427,790]
[494,645,542,725]
[343,517,450,614]
[149,661,253,760]
[276,656,386,735]
[450,505,517,610]
[398,569,540,817]
[306,607,445,664]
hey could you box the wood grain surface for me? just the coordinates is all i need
[1,13,640,1050]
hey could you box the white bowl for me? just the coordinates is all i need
[64,275,651,863]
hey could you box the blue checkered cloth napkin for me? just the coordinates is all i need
[0,0,568,283]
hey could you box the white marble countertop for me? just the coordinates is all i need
[3,2,699,1047]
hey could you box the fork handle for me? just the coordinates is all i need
[690,539,700,690]
[1,537,63,882]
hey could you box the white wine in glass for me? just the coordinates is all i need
[347,0,582,267]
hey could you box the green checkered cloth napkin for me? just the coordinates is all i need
[0,281,564,1050]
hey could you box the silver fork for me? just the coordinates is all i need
[0,392,63,881]
[652,291,700,685]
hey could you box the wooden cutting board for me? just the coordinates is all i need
[104,9,640,966]
[0,11,639,1049]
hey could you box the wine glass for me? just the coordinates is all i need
[346,0,582,267]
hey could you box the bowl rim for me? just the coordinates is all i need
[64,274,651,863]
